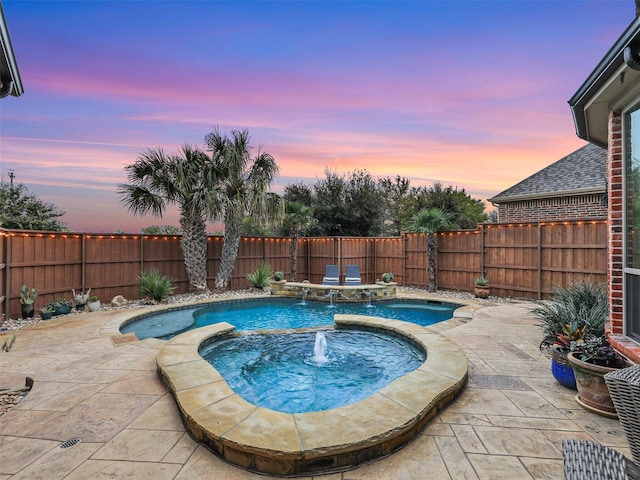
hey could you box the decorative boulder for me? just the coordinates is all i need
[111,295,128,307]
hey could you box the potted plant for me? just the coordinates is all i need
[87,295,101,312]
[40,304,54,320]
[568,336,632,417]
[51,295,73,316]
[549,321,587,390]
[381,272,394,283]
[19,285,38,319]
[273,271,285,282]
[72,288,91,311]
[473,276,490,298]
[532,280,608,391]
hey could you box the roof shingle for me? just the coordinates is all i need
[488,144,606,203]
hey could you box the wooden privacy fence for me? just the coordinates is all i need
[0,218,608,319]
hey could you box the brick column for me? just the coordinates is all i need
[607,111,640,362]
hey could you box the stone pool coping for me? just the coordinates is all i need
[99,292,480,339]
[154,314,468,477]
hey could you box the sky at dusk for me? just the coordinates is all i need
[0,0,635,233]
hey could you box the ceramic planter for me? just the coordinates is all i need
[20,303,34,319]
[567,352,630,418]
[52,304,72,316]
[550,346,577,390]
[87,300,101,312]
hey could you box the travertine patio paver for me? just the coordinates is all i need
[0,296,631,479]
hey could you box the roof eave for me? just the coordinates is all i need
[569,16,640,146]
[0,2,24,98]
[489,187,606,205]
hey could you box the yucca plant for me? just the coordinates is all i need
[247,264,273,289]
[137,269,176,302]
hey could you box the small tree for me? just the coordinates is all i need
[283,201,317,281]
[411,208,456,292]
[118,145,217,293]
[205,127,283,289]
[0,180,66,231]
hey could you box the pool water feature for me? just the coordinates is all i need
[121,297,458,339]
[200,330,425,413]
[155,314,469,476]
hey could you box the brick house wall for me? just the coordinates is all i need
[497,194,608,222]
[607,111,640,362]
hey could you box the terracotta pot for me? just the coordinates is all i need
[474,286,490,298]
[567,352,630,417]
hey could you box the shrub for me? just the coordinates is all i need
[532,279,608,349]
[381,272,394,283]
[247,264,273,289]
[273,271,284,281]
[137,269,176,302]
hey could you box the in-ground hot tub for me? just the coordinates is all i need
[156,314,468,477]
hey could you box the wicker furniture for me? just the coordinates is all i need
[563,364,640,479]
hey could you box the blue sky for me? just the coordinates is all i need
[0,0,633,232]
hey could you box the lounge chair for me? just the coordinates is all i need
[344,264,361,286]
[563,364,640,479]
[321,265,339,285]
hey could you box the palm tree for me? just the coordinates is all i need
[283,201,317,281]
[410,207,456,292]
[205,127,283,289]
[118,145,217,293]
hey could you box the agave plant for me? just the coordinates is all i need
[247,264,273,289]
[137,269,176,302]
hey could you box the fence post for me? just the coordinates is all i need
[537,222,542,299]
[480,224,486,277]
[2,232,8,320]
[403,233,407,286]
[81,234,86,291]
[140,235,144,273]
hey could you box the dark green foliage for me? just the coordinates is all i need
[406,182,487,230]
[247,263,273,289]
[311,168,385,236]
[282,171,487,237]
[142,225,181,235]
[532,280,608,348]
[137,269,176,302]
[0,181,67,231]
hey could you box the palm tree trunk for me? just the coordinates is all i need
[427,233,438,292]
[179,214,209,293]
[290,233,299,282]
[215,213,242,289]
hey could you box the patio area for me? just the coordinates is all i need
[0,292,630,479]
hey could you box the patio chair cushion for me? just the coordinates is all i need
[322,265,339,285]
[344,265,361,286]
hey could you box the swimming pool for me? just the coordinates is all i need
[120,297,458,339]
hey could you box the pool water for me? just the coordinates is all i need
[200,330,425,413]
[121,297,457,340]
